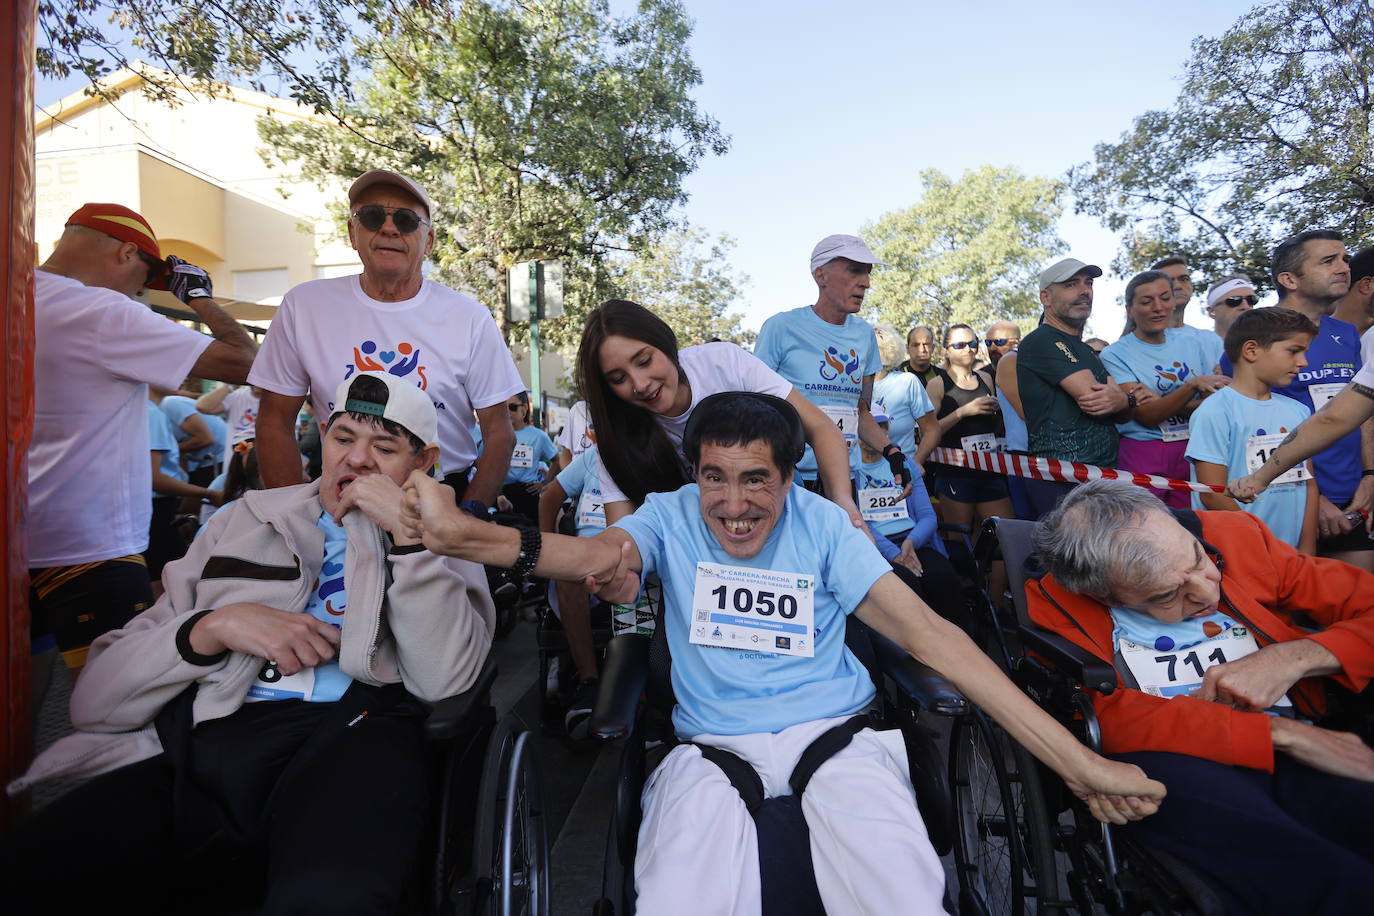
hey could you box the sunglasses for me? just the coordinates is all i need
[1219,295,1260,308]
[984,338,1018,348]
[947,340,979,350]
[137,251,164,287]
[508,403,526,411]
[352,205,430,234]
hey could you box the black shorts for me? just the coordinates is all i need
[29,555,154,666]
[1318,523,1374,553]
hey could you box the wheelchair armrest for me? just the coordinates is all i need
[423,656,499,741]
[590,634,651,741]
[869,629,968,717]
[1019,625,1118,696]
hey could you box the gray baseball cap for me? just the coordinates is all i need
[348,169,433,218]
[1038,257,1103,290]
[810,234,886,272]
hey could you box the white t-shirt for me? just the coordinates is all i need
[29,270,212,566]
[597,342,792,505]
[1360,325,1374,370]
[219,387,261,469]
[556,400,595,457]
[248,276,524,475]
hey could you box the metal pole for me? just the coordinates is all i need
[528,261,542,428]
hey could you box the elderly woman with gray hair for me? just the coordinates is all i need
[1028,479,1374,915]
[872,324,940,472]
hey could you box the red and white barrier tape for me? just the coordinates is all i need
[929,448,1225,495]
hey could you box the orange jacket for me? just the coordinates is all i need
[1026,510,1374,772]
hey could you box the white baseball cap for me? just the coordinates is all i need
[1038,257,1103,291]
[348,169,433,218]
[331,372,438,447]
[810,234,886,272]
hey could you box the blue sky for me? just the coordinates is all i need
[37,0,1264,335]
[663,0,1263,335]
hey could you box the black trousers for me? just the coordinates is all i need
[3,683,428,915]
[28,555,153,662]
[1115,751,1374,915]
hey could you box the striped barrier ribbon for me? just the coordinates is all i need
[928,448,1225,495]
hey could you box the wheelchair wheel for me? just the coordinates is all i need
[472,717,550,915]
[950,711,1058,915]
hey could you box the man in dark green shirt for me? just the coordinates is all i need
[1017,257,1138,517]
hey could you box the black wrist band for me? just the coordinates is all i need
[881,443,901,457]
[388,542,427,556]
[176,610,230,666]
[511,526,541,577]
[1362,469,1374,478]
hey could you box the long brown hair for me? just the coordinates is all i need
[576,299,691,506]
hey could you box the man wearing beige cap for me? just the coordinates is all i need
[755,235,914,502]
[251,169,524,517]
[30,203,255,668]
[1017,257,1138,517]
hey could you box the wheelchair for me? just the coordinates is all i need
[585,607,973,915]
[964,515,1228,916]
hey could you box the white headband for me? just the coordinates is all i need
[1206,278,1252,308]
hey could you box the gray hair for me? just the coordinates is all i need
[1033,481,1175,602]
[873,324,905,371]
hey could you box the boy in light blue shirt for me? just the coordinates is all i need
[1187,308,1319,552]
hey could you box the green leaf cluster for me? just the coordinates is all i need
[862,165,1064,337]
[1070,0,1374,286]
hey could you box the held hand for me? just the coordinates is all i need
[588,540,641,605]
[1345,479,1374,534]
[895,540,924,576]
[191,602,341,676]
[1063,752,1166,825]
[1227,473,1268,503]
[967,396,1000,416]
[1193,643,1302,711]
[401,471,465,553]
[1191,374,1231,397]
[164,255,214,303]
[1272,718,1374,783]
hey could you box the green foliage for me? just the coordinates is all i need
[256,0,728,349]
[1070,0,1374,287]
[862,165,1064,334]
[37,0,362,115]
[605,227,753,348]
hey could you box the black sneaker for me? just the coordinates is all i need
[564,677,600,739]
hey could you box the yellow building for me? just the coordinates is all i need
[35,63,361,325]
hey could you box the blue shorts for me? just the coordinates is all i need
[935,474,1009,505]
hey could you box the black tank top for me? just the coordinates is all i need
[935,368,1004,478]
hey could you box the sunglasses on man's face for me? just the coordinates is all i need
[352,205,430,234]
[985,338,1018,348]
[508,403,525,411]
[947,340,979,350]
[1220,295,1260,308]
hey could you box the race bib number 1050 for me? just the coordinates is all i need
[690,562,816,657]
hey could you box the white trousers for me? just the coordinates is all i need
[634,715,947,916]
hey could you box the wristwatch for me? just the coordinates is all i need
[1125,392,1138,410]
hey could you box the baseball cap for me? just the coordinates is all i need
[810,234,886,272]
[1038,257,1103,291]
[348,169,433,218]
[66,203,168,287]
[331,372,438,447]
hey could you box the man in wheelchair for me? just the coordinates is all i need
[4,372,495,914]
[401,391,1164,914]
[1030,480,1374,914]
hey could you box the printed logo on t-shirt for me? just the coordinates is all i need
[1054,342,1079,363]
[1152,361,1193,392]
[345,339,427,387]
[818,346,863,384]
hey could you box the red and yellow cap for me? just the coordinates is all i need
[65,203,168,288]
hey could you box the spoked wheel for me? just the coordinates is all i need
[950,711,1059,915]
[472,717,550,915]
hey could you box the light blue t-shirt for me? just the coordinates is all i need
[754,306,882,478]
[855,455,941,551]
[1100,329,1212,441]
[1186,386,1311,548]
[245,511,352,703]
[555,446,607,537]
[874,371,934,460]
[147,401,185,498]
[614,484,889,738]
[503,424,558,485]
[1183,325,1225,374]
[160,395,226,472]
